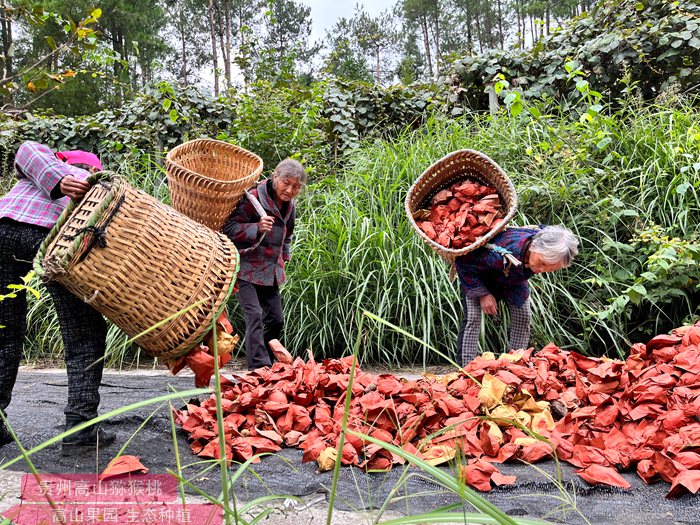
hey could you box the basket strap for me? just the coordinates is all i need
[34,173,120,280]
[484,243,522,277]
[238,190,267,255]
[451,244,522,280]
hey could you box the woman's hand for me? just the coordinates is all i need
[479,294,498,315]
[258,215,275,234]
[59,176,90,201]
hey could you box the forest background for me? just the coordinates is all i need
[0,0,699,366]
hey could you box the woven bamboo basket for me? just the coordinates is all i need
[165,139,263,231]
[405,149,518,262]
[34,173,239,360]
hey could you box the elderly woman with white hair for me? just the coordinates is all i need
[455,225,579,366]
[223,158,308,370]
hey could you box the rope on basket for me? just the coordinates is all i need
[63,194,126,262]
[449,243,522,281]
[484,225,541,275]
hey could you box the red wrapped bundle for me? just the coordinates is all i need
[412,178,505,249]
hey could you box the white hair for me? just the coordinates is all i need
[530,225,579,267]
[274,158,307,185]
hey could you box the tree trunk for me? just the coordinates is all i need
[375,46,380,83]
[112,25,125,105]
[214,0,229,87]
[483,9,492,48]
[110,22,120,82]
[465,4,473,54]
[522,0,528,48]
[432,16,441,76]
[541,9,546,40]
[421,16,433,78]
[237,5,249,87]
[277,29,285,74]
[121,31,136,93]
[516,0,522,49]
[223,0,232,87]
[475,13,483,53]
[141,59,150,87]
[546,3,551,35]
[209,0,219,96]
[7,17,12,77]
[497,0,504,49]
[180,8,188,86]
[1,14,13,79]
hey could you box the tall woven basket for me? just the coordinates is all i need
[34,173,239,360]
[405,150,518,262]
[166,139,263,231]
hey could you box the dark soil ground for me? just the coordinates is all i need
[0,367,698,525]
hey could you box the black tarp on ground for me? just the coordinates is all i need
[1,371,698,524]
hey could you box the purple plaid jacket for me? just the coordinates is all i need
[455,227,541,307]
[0,141,90,229]
[223,179,295,287]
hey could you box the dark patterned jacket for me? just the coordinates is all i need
[223,179,295,287]
[455,227,541,307]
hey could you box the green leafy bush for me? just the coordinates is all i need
[276,92,700,363]
[0,79,456,179]
[446,0,700,107]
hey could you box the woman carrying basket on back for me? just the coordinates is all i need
[223,159,307,370]
[455,225,579,367]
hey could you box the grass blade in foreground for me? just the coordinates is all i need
[326,311,528,525]
[326,312,364,525]
[349,430,527,525]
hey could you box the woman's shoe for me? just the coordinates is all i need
[0,421,12,447]
[62,416,116,449]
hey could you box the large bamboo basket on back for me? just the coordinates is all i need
[34,173,239,360]
[405,150,518,263]
[166,139,263,231]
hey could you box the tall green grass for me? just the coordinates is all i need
[11,94,700,366]
[280,94,700,362]
[282,129,468,366]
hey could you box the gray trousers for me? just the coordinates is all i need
[236,279,284,370]
[0,220,107,422]
[456,287,531,366]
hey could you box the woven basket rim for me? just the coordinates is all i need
[405,149,519,257]
[166,138,263,188]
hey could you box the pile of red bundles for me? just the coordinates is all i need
[413,178,505,249]
[174,323,700,498]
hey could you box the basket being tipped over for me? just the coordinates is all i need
[34,172,240,361]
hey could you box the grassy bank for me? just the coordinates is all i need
[284,93,700,363]
[11,93,700,366]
